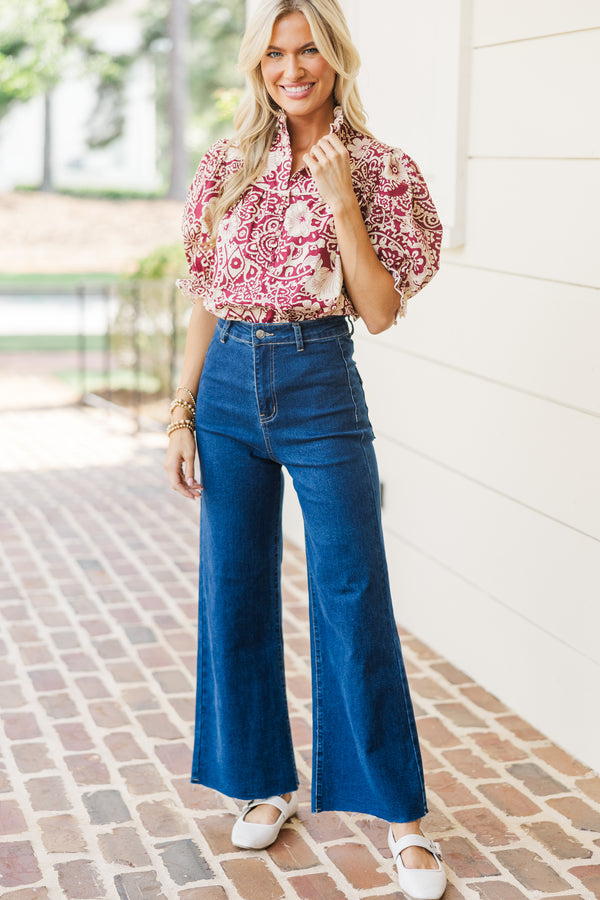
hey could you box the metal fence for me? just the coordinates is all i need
[1,280,189,431]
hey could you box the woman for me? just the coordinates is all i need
[165,1,446,897]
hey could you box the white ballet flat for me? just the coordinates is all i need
[231,793,298,849]
[387,826,447,900]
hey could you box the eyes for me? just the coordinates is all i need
[265,47,319,60]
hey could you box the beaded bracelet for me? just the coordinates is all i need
[170,398,195,417]
[176,385,196,407]
[166,420,196,437]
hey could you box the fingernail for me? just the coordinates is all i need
[187,478,194,486]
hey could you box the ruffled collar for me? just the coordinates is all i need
[275,104,346,138]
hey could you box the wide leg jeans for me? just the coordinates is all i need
[192,316,427,823]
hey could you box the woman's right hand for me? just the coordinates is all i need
[164,428,203,500]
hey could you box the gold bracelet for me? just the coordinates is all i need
[166,420,195,437]
[170,398,195,417]
[176,385,196,406]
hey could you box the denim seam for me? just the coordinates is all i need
[307,562,324,813]
[272,473,299,786]
[359,431,428,818]
[225,332,349,347]
[336,336,360,423]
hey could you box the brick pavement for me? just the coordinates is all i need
[1,372,599,899]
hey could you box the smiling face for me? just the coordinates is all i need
[260,10,336,125]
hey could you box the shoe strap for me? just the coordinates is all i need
[242,795,291,817]
[389,830,443,862]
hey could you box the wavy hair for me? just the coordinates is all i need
[209,0,371,238]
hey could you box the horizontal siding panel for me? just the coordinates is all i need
[354,340,600,538]
[357,268,600,415]
[444,158,600,286]
[385,529,600,774]
[473,0,600,46]
[470,30,600,158]
[376,437,600,665]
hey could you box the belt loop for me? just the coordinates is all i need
[347,317,355,337]
[219,320,232,343]
[292,322,304,351]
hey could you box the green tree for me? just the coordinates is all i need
[0,0,68,117]
[143,0,245,192]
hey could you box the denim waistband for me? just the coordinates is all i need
[217,316,353,350]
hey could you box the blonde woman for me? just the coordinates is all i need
[165,1,446,896]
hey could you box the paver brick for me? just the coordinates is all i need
[12,743,53,774]
[26,777,71,812]
[575,775,600,803]
[75,676,111,699]
[39,692,79,719]
[65,753,111,785]
[507,761,567,796]
[0,799,28,835]
[98,826,151,867]
[138,799,188,837]
[523,821,592,859]
[156,743,192,774]
[54,722,94,751]
[427,770,479,807]
[439,836,499,878]
[547,796,600,831]
[495,848,570,893]
[497,715,546,742]
[136,711,183,740]
[568,864,600,896]
[0,841,42,888]
[289,873,347,900]
[459,685,507,713]
[222,858,285,899]
[172,779,226,811]
[3,712,41,741]
[470,733,527,762]
[477,783,541,817]
[157,839,214,885]
[88,700,130,728]
[267,829,320,871]
[468,881,529,900]
[1,888,50,899]
[39,815,87,852]
[114,870,167,900]
[433,701,486,729]
[326,842,391,889]
[178,889,227,900]
[453,807,516,847]
[417,717,461,749]
[82,790,131,825]
[443,748,498,780]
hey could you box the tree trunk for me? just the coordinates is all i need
[41,90,53,192]
[167,0,189,200]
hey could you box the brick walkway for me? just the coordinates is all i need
[1,371,599,900]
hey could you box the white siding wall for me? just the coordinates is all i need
[246,0,600,771]
[349,1,600,771]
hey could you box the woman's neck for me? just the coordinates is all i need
[286,99,335,156]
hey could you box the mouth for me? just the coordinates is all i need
[280,82,316,98]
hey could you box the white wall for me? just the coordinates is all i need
[248,0,600,771]
[349,0,600,772]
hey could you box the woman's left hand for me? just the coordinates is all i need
[304,133,356,212]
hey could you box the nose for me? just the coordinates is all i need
[284,53,303,80]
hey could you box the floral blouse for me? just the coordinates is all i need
[177,107,442,323]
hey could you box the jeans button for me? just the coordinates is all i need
[256,329,266,339]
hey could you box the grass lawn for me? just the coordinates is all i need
[0,335,106,352]
[0,272,121,289]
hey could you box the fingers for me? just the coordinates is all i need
[164,434,203,500]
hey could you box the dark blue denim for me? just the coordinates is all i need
[192,316,427,823]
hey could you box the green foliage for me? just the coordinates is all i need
[129,242,188,281]
[0,0,68,116]
[143,0,245,178]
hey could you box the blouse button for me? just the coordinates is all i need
[256,329,266,339]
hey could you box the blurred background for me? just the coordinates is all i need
[0,0,244,426]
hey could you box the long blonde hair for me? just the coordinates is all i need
[210,0,372,237]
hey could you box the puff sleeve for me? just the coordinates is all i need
[363,149,442,318]
[176,139,230,303]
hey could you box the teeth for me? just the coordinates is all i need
[283,84,313,93]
